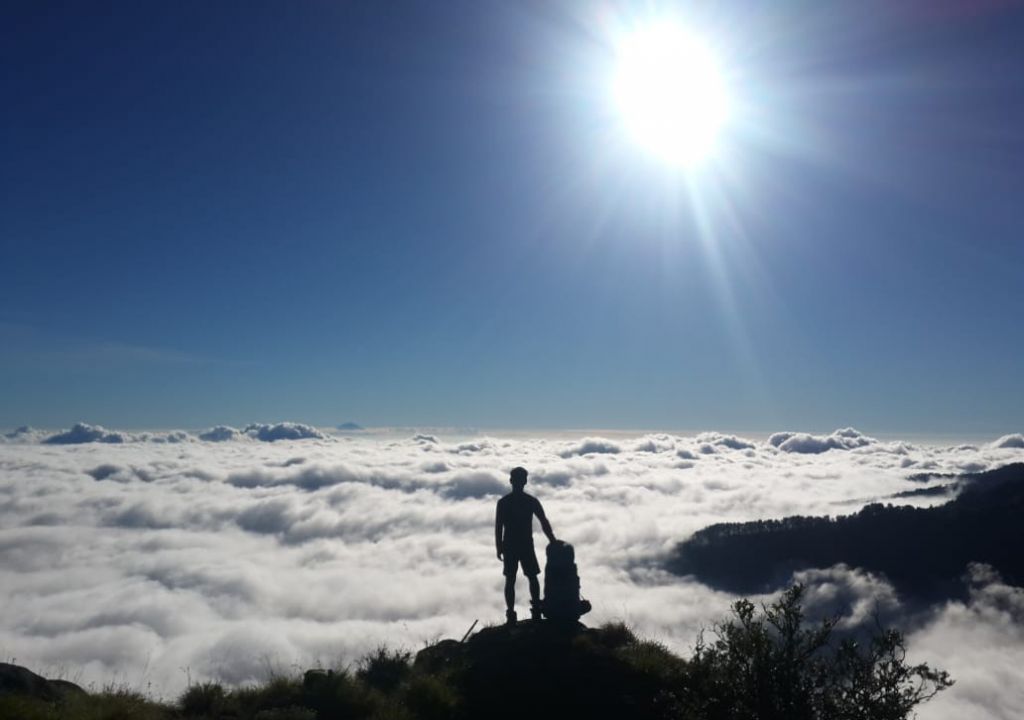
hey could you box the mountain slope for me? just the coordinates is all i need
[667,463,1024,599]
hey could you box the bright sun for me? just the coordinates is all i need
[613,22,729,167]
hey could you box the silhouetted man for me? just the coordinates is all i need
[496,466,556,624]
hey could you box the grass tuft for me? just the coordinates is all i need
[356,646,412,694]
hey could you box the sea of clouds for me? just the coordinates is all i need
[2,423,1023,717]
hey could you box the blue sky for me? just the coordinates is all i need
[2,1,1023,432]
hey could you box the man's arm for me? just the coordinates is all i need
[495,503,503,560]
[535,499,556,544]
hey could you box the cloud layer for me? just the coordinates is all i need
[2,421,328,445]
[1,424,1021,716]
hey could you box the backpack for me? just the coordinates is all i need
[542,541,592,622]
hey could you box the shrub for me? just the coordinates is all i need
[617,639,687,684]
[0,695,59,720]
[78,686,171,720]
[356,647,412,693]
[229,676,305,719]
[302,668,376,718]
[595,621,638,649]
[253,707,316,720]
[679,584,953,720]
[179,681,226,717]
[401,673,460,720]
[4,687,173,720]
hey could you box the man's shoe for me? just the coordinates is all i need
[530,601,543,621]
[505,610,517,626]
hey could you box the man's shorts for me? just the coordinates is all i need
[502,543,540,577]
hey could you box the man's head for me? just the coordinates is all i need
[510,466,528,490]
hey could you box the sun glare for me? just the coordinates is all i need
[613,22,729,167]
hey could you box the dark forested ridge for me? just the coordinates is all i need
[667,463,1024,600]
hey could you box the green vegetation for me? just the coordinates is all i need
[0,686,170,720]
[680,585,952,719]
[0,584,951,720]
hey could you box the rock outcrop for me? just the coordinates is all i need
[0,662,86,702]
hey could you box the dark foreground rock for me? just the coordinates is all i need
[0,662,86,702]
[415,620,675,720]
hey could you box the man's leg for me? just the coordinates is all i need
[504,559,518,624]
[522,545,543,620]
[527,575,540,604]
[504,574,516,612]
[527,574,541,620]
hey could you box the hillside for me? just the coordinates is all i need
[0,623,674,720]
[0,586,950,720]
[667,463,1024,599]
